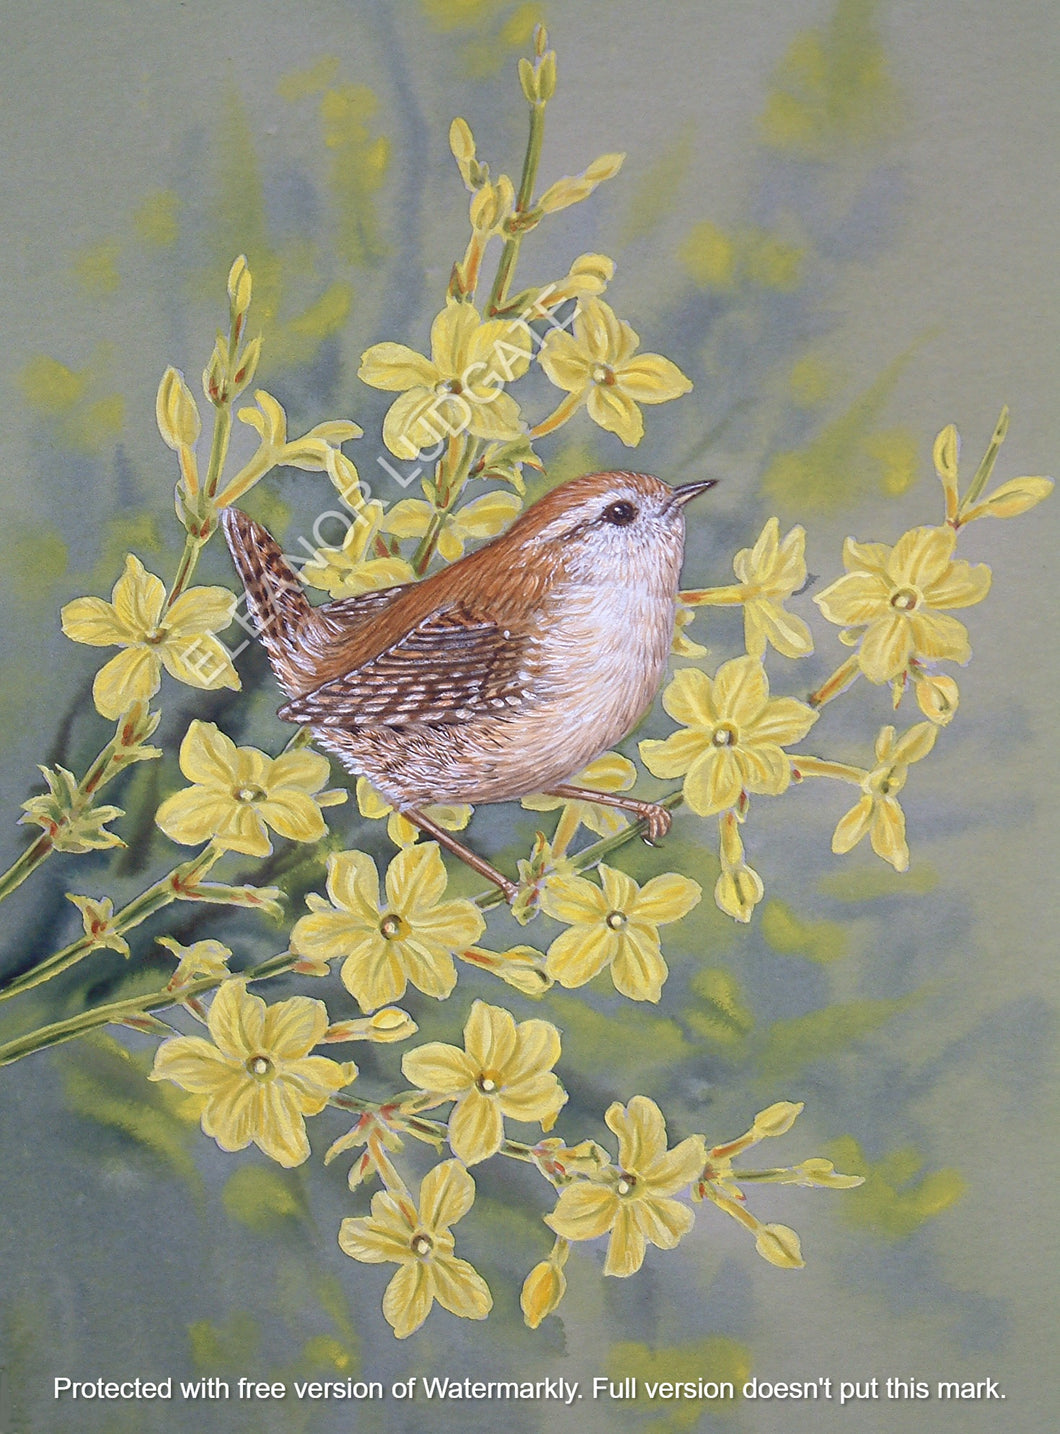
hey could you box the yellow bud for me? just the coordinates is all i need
[566,252,615,295]
[518,56,538,105]
[754,1222,805,1269]
[328,449,364,508]
[932,423,959,484]
[714,864,764,923]
[202,339,228,407]
[369,1008,418,1042]
[227,255,252,317]
[520,1260,567,1328]
[795,1158,864,1189]
[585,152,625,184]
[966,475,1054,520]
[537,51,557,102]
[449,117,475,164]
[914,672,960,726]
[752,1101,804,1139]
[231,334,262,396]
[156,366,201,449]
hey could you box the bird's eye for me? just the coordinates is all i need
[602,500,637,526]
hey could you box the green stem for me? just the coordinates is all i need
[473,788,686,912]
[410,440,477,576]
[166,533,207,608]
[0,950,296,1068]
[0,832,55,905]
[0,846,222,1004]
[0,725,145,906]
[487,100,546,315]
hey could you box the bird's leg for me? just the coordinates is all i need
[401,807,519,904]
[544,785,673,845]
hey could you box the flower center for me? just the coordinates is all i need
[711,722,738,747]
[379,912,405,940]
[234,785,266,804]
[616,1172,636,1196]
[476,1072,500,1094]
[246,1054,273,1081]
[411,1232,433,1258]
[889,586,921,612]
[435,378,462,397]
[142,626,167,645]
[605,910,628,931]
[590,363,617,387]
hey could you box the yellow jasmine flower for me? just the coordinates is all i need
[290,843,485,1011]
[522,752,639,850]
[358,301,533,460]
[340,1159,491,1339]
[61,555,239,720]
[401,1000,566,1164]
[540,862,701,1002]
[382,489,523,563]
[814,526,991,683]
[355,777,472,848]
[155,720,346,858]
[832,722,937,871]
[545,1096,705,1277]
[682,517,814,659]
[537,297,692,446]
[299,502,415,599]
[150,979,356,1168]
[640,656,817,816]
[217,390,362,507]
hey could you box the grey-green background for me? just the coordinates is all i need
[0,2,1057,1432]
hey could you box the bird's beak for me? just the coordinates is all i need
[669,478,718,508]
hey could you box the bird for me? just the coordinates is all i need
[223,470,715,901]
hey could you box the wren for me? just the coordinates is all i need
[223,470,715,900]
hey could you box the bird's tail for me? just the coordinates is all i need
[222,507,320,698]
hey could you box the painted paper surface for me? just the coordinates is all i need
[0,4,1056,1431]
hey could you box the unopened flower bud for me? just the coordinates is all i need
[518,56,538,105]
[752,1101,804,1139]
[156,366,201,449]
[715,863,763,924]
[231,334,262,396]
[521,1259,566,1328]
[914,671,959,726]
[227,255,252,317]
[754,1222,805,1269]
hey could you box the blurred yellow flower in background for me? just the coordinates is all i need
[150,980,356,1167]
[61,555,239,719]
[402,999,566,1163]
[339,1159,492,1338]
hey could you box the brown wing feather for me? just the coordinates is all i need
[277,602,531,726]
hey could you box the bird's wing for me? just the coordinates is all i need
[277,601,531,726]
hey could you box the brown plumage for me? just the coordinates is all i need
[223,470,714,898]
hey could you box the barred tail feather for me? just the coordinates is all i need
[222,507,321,698]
